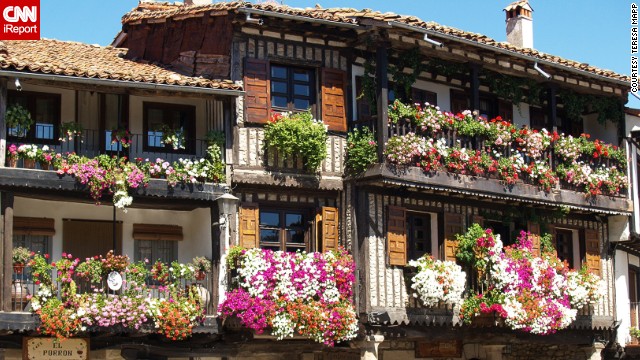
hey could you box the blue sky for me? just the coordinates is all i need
[40,0,637,106]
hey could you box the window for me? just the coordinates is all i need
[485,220,513,246]
[407,213,432,260]
[143,102,195,153]
[7,90,60,143]
[412,88,438,107]
[271,65,315,112]
[529,106,548,130]
[259,209,307,252]
[554,228,574,267]
[13,234,51,281]
[135,240,178,264]
[450,90,470,114]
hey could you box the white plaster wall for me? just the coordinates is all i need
[13,197,212,263]
[583,113,618,145]
[512,102,530,128]
[615,250,632,346]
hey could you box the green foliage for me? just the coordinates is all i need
[226,246,244,270]
[631,327,640,339]
[205,130,225,147]
[455,223,486,268]
[263,111,328,172]
[559,90,624,125]
[6,103,33,136]
[388,99,418,124]
[360,57,378,116]
[484,72,544,109]
[12,247,31,264]
[388,47,425,102]
[427,58,469,78]
[345,127,377,175]
[540,233,555,254]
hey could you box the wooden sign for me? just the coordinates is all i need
[23,337,89,360]
[415,340,462,358]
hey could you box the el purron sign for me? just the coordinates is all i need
[23,337,89,360]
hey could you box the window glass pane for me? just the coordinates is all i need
[148,131,164,148]
[294,84,309,97]
[293,99,310,110]
[272,96,288,108]
[36,124,54,140]
[293,71,310,82]
[285,213,303,227]
[105,130,123,152]
[271,66,287,79]
[260,229,279,243]
[286,246,304,253]
[35,98,56,125]
[260,212,280,227]
[272,81,288,94]
[286,229,305,244]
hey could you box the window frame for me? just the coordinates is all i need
[406,212,432,261]
[258,207,310,252]
[7,90,61,145]
[554,228,576,268]
[270,64,316,114]
[134,239,179,264]
[100,93,130,154]
[142,102,196,154]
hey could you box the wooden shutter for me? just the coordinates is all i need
[443,213,463,262]
[239,203,260,249]
[63,220,123,260]
[584,228,601,276]
[321,207,339,252]
[528,221,541,257]
[14,217,55,236]
[387,205,407,266]
[471,215,484,227]
[321,68,347,132]
[244,58,270,124]
[132,224,183,241]
[498,99,513,123]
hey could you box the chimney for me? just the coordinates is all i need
[184,0,212,5]
[504,0,533,49]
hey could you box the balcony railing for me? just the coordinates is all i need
[386,122,627,197]
[11,264,215,316]
[9,129,220,166]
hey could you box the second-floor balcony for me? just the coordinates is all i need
[355,101,632,214]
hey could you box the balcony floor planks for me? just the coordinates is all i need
[356,164,632,214]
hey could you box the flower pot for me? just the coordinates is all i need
[23,159,36,169]
[195,271,207,281]
[7,157,17,168]
[40,162,50,171]
[13,263,24,275]
[471,313,504,327]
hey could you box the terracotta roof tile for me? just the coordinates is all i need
[121,1,628,83]
[0,39,241,91]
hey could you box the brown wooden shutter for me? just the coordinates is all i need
[387,205,407,266]
[244,58,271,124]
[239,203,260,249]
[443,213,463,262]
[14,217,55,236]
[584,228,601,276]
[132,224,183,241]
[528,221,541,257]
[63,220,123,260]
[321,206,339,252]
[321,68,347,132]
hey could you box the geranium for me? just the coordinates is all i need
[220,247,358,346]
[523,161,558,192]
[385,133,427,165]
[408,255,466,307]
[17,144,39,160]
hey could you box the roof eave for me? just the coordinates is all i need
[0,69,244,96]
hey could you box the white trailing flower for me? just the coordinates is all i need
[408,256,466,307]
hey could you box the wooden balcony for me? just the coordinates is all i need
[233,126,345,190]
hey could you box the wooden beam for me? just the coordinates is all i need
[470,63,481,112]
[376,43,389,161]
[1,191,13,312]
[0,79,6,168]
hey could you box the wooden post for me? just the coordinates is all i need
[0,78,7,168]
[1,191,13,311]
[376,44,389,161]
[548,85,558,131]
[470,64,480,113]
[210,204,220,314]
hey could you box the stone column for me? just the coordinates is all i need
[360,335,384,360]
[586,343,605,360]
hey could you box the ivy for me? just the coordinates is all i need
[388,47,426,102]
[559,90,624,126]
[427,58,469,78]
[484,71,543,108]
[359,56,378,116]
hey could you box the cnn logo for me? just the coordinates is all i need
[0,0,40,40]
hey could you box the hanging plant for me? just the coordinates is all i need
[358,56,378,116]
[6,103,33,137]
[59,122,84,142]
[427,58,469,79]
[559,90,588,122]
[484,71,543,108]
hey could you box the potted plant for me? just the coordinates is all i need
[6,144,18,167]
[407,255,466,307]
[6,104,33,138]
[17,144,39,168]
[157,124,186,150]
[37,145,54,170]
[630,327,640,345]
[192,256,212,281]
[59,122,84,142]
[111,127,132,149]
[12,247,31,274]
